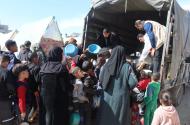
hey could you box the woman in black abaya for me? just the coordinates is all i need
[40,47,71,125]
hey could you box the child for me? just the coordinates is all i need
[131,70,151,125]
[151,91,180,125]
[71,66,89,125]
[5,40,20,70]
[82,61,99,125]
[12,64,29,121]
[27,52,41,123]
[137,70,151,91]
[0,54,11,124]
[144,73,161,125]
[0,54,10,98]
[0,55,10,96]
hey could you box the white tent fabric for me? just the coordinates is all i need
[43,18,63,41]
[14,16,63,48]
[0,30,17,51]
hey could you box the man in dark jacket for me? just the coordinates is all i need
[96,28,121,49]
[40,47,72,125]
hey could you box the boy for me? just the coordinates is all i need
[18,41,32,63]
[82,61,98,104]
[5,40,20,70]
[71,66,89,125]
[144,73,161,125]
[27,52,41,122]
[137,70,151,91]
[132,70,152,116]
[12,64,29,121]
[82,61,100,125]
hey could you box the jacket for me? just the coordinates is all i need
[18,48,32,62]
[96,32,121,48]
[40,62,71,96]
[151,105,180,125]
[28,63,40,93]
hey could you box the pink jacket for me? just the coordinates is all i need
[151,105,180,125]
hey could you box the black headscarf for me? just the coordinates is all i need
[48,47,63,62]
[40,47,64,74]
[100,45,126,90]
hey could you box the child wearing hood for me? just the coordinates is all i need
[151,91,180,125]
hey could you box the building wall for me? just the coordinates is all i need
[0,24,10,33]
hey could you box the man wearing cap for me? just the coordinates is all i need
[135,20,166,73]
[18,40,32,63]
[96,28,121,48]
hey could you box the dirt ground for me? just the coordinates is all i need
[176,85,190,125]
[2,86,190,125]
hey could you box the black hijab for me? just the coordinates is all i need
[100,45,126,90]
[48,47,63,62]
[40,47,65,74]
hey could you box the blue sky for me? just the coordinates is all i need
[0,0,189,36]
[0,0,91,35]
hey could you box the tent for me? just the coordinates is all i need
[0,30,18,51]
[14,16,63,55]
[82,0,171,54]
[83,1,190,123]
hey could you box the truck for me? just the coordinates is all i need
[82,0,190,124]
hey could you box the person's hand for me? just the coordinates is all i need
[80,96,89,103]
[137,62,146,71]
[151,48,156,57]
[21,61,28,64]
[74,84,79,91]
[80,54,86,60]
[66,57,72,63]
[21,112,26,120]
[83,48,89,53]
[136,63,141,69]
[34,91,39,97]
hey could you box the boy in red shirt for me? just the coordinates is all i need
[132,70,151,115]
[137,70,151,91]
[12,64,29,121]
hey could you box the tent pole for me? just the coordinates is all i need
[82,15,89,51]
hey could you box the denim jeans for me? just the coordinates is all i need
[152,45,163,73]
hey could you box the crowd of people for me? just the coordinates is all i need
[0,20,181,125]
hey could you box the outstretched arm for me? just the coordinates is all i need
[144,22,156,49]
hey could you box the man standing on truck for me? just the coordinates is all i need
[96,28,121,49]
[135,20,166,73]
